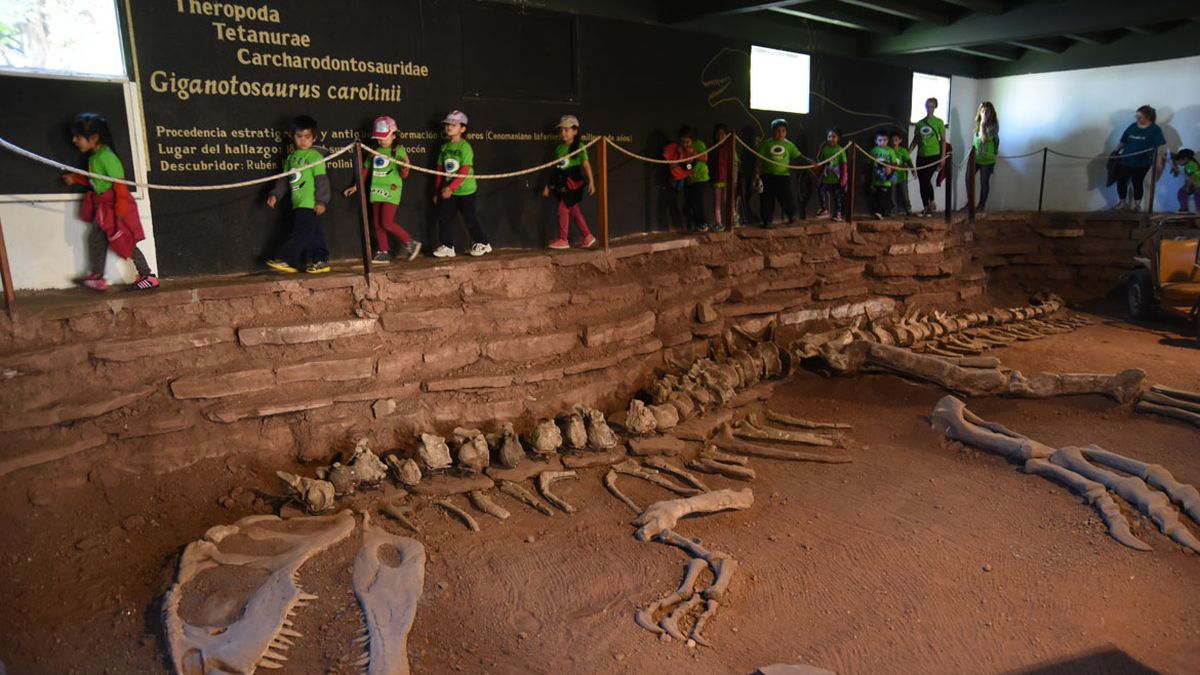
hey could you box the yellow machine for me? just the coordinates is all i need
[1127,218,1200,345]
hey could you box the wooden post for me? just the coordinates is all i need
[597,135,610,250]
[1037,147,1048,216]
[352,141,373,281]
[847,145,857,224]
[967,146,976,224]
[0,217,14,318]
[724,133,737,230]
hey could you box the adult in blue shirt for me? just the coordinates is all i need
[1113,105,1167,212]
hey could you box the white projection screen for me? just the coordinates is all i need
[750,45,811,114]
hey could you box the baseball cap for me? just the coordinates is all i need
[442,110,469,125]
[557,114,580,128]
[371,116,397,139]
[771,118,788,129]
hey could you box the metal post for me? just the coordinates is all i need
[0,217,14,318]
[1037,147,1048,216]
[724,133,737,231]
[848,145,857,224]
[943,155,951,224]
[352,142,373,281]
[1147,154,1159,218]
[967,146,976,224]
[597,136,610,250]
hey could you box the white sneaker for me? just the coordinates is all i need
[469,243,492,257]
[432,245,455,258]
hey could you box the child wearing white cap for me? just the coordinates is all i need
[542,114,596,249]
[344,115,421,263]
[432,110,491,257]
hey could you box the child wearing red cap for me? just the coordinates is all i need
[344,116,421,263]
[542,114,596,249]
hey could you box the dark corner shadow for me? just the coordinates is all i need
[1003,646,1161,675]
[1159,337,1200,350]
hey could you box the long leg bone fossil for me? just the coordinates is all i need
[1137,386,1200,428]
[932,395,1200,554]
[634,557,706,635]
[164,511,355,674]
[498,480,555,516]
[765,409,853,430]
[435,499,480,532]
[737,414,839,446]
[713,425,853,464]
[353,513,426,675]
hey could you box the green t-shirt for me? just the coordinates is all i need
[757,138,801,176]
[892,146,912,181]
[369,146,408,204]
[973,130,997,166]
[914,116,946,157]
[1182,159,1200,189]
[817,143,846,185]
[870,146,898,187]
[688,139,710,184]
[88,145,124,194]
[438,140,477,196]
[285,147,326,210]
[554,142,589,170]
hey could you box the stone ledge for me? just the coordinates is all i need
[238,318,378,346]
[276,356,376,384]
[423,374,514,392]
[171,368,275,399]
[483,332,580,362]
[4,387,155,432]
[583,311,656,348]
[93,327,235,361]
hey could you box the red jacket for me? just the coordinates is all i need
[79,182,145,259]
[663,143,694,182]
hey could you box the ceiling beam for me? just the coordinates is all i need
[836,0,952,25]
[1006,37,1070,54]
[872,0,1191,53]
[657,0,813,23]
[951,44,1021,61]
[771,5,902,33]
[1064,30,1124,46]
[938,0,1002,13]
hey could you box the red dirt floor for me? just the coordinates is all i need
[1,302,1197,675]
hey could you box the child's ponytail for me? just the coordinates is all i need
[570,126,581,154]
[71,112,114,151]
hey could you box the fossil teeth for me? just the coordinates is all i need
[263,650,288,661]
[299,592,319,601]
[257,658,284,669]
[280,627,302,638]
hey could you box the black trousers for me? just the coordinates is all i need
[1115,164,1151,201]
[278,207,329,267]
[916,157,938,209]
[869,185,894,216]
[891,180,911,215]
[684,181,709,230]
[89,224,151,276]
[437,193,489,248]
[975,163,995,209]
[818,183,844,217]
[760,174,795,225]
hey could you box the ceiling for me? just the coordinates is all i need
[496,0,1200,76]
[659,0,1200,73]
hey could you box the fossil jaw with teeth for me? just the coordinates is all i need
[163,511,355,674]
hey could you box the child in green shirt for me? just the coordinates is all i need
[344,116,421,263]
[890,131,914,217]
[681,126,711,232]
[543,114,596,249]
[754,118,802,227]
[1173,148,1200,213]
[61,113,157,291]
[816,127,847,222]
[868,132,897,219]
[432,110,491,258]
[266,115,332,274]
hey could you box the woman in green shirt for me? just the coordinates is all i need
[909,97,946,217]
[972,102,999,214]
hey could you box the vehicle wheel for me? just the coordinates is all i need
[1126,269,1154,320]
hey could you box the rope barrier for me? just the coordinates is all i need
[1047,146,1158,161]
[853,144,947,172]
[0,135,355,191]
[604,132,731,166]
[734,135,853,171]
[362,136,603,179]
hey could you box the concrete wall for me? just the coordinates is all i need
[949,55,1200,213]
